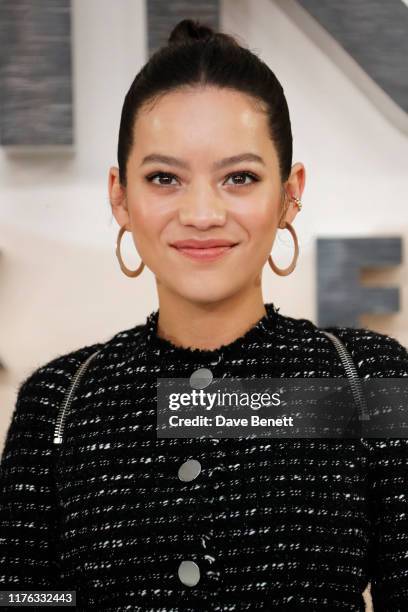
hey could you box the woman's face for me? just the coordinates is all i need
[109,86,304,305]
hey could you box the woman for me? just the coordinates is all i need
[1,18,407,611]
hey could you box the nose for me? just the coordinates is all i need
[178,184,227,229]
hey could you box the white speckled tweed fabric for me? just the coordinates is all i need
[1,302,408,611]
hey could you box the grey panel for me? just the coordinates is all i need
[317,237,402,327]
[296,0,408,114]
[0,0,73,146]
[147,0,220,57]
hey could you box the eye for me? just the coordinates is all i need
[145,172,179,187]
[224,171,259,187]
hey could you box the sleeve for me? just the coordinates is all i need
[365,437,408,609]
[323,326,408,607]
[352,330,408,608]
[0,368,63,590]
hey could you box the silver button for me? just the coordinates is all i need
[178,560,200,586]
[189,368,213,389]
[178,459,202,482]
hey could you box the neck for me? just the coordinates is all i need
[155,289,267,351]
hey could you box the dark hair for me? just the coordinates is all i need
[117,18,293,188]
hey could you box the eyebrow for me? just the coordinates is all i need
[140,152,266,170]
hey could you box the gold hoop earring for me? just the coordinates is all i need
[116,226,145,278]
[268,192,302,276]
[268,221,299,276]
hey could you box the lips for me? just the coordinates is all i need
[171,239,238,249]
[170,238,239,262]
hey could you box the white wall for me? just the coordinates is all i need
[0,0,155,445]
[1,0,407,459]
[221,0,408,346]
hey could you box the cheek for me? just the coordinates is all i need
[235,196,278,237]
[129,199,167,243]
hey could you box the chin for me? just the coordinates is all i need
[169,282,242,306]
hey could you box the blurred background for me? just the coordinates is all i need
[1,0,407,409]
[1,1,408,608]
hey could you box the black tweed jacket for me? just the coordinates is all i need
[1,302,407,611]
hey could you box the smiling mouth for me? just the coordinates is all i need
[171,244,239,261]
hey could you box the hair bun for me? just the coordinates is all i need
[168,18,215,45]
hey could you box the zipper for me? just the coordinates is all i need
[321,330,370,422]
[53,332,368,445]
[53,349,102,445]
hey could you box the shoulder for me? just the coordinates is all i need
[271,309,408,376]
[277,310,408,376]
[19,320,147,392]
[1,340,104,459]
[23,319,146,384]
[15,320,147,403]
[3,320,148,456]
[283,308,408,363]
[316,324,408,377]
[10,340,105,426]
[21,341,104,393]
[290,320,408,455]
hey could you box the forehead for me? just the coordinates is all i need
[132,86,275,159]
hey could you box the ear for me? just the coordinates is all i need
[108,167,131,229]
[280,162,306,227]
